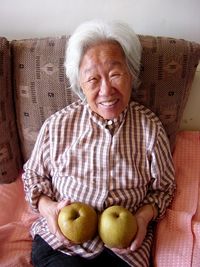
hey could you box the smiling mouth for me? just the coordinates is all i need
[99,99,118,107]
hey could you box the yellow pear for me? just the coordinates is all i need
[98,205,137,248]
[58,202,98,244]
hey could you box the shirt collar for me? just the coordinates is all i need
[86,103,128,131]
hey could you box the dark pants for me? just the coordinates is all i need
[32,235,130,267]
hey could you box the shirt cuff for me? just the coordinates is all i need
[26,181,53,211]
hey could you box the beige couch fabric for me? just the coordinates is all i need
[136,35,200,150]
[12,37,78,161]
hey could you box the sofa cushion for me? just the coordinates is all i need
[12,35,200,162]
[136,35,200,150]
[11,37,79,161]
[0,37,22,183]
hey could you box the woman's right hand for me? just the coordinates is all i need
[38,195,72,246]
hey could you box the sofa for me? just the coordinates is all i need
[0,34,200,266]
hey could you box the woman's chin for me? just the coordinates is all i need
[98,109,120,120]
[97,102,121,119]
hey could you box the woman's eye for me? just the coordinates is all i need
[88,77,97,83]
[110,73,121,79]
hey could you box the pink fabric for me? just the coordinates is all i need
[154,131,200,267]
[0,174,39,267]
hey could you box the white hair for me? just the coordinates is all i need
[65,20,142,99]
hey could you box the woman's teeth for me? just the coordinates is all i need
[101,100,117,106]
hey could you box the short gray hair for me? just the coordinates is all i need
[65,20,142,99]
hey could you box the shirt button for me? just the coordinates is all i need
[107,120,113,126]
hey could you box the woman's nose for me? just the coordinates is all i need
[99,79,113,96]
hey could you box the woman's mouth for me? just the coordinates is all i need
[99,99,118,107]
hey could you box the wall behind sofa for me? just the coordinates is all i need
[0,0,199,130]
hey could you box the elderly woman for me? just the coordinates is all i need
[23,20,175,267]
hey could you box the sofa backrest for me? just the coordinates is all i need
[12,37,79,162]
[0,34,200,183]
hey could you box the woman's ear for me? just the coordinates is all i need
[133,77,141,90]
[78,86,86,101]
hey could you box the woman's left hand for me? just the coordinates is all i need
[110,204,156,254]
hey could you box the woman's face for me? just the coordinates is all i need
[79,42,133,120]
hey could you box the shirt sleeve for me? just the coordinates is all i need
[22,119,54,211]
[143,124,176,220]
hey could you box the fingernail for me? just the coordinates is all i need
[130,244,136,251]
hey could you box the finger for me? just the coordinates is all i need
[112,248,129,254]
[130,239,140,251]
[130,228,145,251]
[55,228,74,247]
[105,245,130,255]
[57,199,71,210]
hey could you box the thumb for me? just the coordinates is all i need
[57,199,71,211]
[130,238,141,251]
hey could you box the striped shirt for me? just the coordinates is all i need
[22,100,175,267]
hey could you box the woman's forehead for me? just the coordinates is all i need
[81,61,125,75]
[80,42,126,71]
